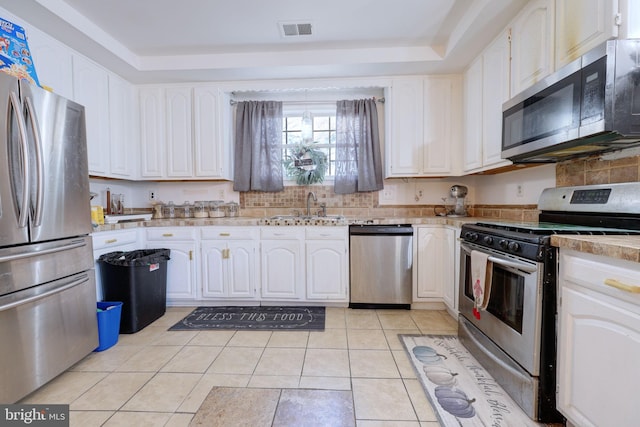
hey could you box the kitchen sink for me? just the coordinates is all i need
[269,215,345,221]
[263,215,347,225]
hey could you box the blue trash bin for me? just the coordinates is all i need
[95,301,123,352]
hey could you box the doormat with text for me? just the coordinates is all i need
[400,334,540,427]
[169,306,325,331]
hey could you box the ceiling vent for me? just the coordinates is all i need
[279,22,313,37]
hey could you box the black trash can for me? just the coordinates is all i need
[98,249,171,333]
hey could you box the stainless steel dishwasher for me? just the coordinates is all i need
[349,224,413,309]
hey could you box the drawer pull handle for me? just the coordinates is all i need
[219,233,231,236]
[162,233,174,237]
[604,278,640,294]
[105,239,118,244]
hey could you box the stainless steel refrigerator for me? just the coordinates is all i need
[0,72,98,403]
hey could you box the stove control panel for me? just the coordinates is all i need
[461,227,543,261]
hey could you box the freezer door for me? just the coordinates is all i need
[0,236,94,297]
[0,270,98,403]
[0,73,29,246]
[20,81,92,242]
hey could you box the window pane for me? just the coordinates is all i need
[314,116,329,130]
[314,131,330,144]
[287,117,302,131]
[283,113,336,179]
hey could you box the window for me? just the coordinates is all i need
[282,111,337,178]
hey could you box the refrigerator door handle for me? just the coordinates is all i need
[9,91,30,228]
[0,239,87,263]
[24,97,44,227]
[0,274,90,312]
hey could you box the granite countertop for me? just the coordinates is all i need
[93,215,478,232]
[551,235,640,263]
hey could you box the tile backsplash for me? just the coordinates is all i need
[556,151,640,186]
[240,151,640,220]
[239,185,545,220]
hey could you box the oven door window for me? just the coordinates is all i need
[464,261,525,334]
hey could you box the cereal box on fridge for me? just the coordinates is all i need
[0,17,40,87]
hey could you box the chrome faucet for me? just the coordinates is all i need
[306,191,317,216]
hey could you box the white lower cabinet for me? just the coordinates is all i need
[146,228,197,302]
[443,226,459,314]
[414,226,456,307]
[305,227,349,302]
[200,227,258,300]
[557,249,640,427]
[260,227,305,300]
[92,229,141,301]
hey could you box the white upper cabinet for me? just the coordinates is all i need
[165,87,194,178]
[463,30,512,174]
[72,55,110,177]
[481,30,512,169]
[556,0,618,68]
[510,0,555,97]
[386,77,424,176]
[26,28,74,100]
[139,87,166,178]
[108,74,137,178]
[193,86,233,179]
[463,57,483,172]
[423,76,461,175]
[139,85,233,180]
[386,76,461,177]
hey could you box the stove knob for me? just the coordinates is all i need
[508,241,520,252]
[483,236,494,245]
[499,239,508,249]
[464,232,478,241]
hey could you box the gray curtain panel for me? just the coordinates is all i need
[233,100,284,192]
[334,98,384,194]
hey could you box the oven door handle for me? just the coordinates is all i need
[461,243,537,273]
[486,255,538,273]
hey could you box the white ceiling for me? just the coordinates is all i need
[1,0,528,83]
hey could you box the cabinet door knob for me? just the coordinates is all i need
[604,278,640,294]
[219,233,231,237]
[105,239,117,244]
[162,233,174,237]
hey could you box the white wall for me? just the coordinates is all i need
[90,179,238,210]
[473,164,556,205]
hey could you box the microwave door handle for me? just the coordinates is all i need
[9,91,30,228]
[24,97,44,227]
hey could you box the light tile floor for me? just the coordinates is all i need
[20,307,458,426]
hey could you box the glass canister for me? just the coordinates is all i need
[209,200,225,218]
[163,201,176,219]
[194,201,209,218]
[225,202,239,217]
[181,201,193,218]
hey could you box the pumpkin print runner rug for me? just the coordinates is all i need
[400,334,540,427]
[169,306,325,331]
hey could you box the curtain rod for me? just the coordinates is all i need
[229,97,385,105]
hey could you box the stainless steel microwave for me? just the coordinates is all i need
[502,39,640,163]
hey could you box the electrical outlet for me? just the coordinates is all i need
[380,185,395,202]
[148,190,156,201]
[217,189,225,200]
[516,184,524,198]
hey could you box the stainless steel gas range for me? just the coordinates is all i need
[458,182,640,423]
